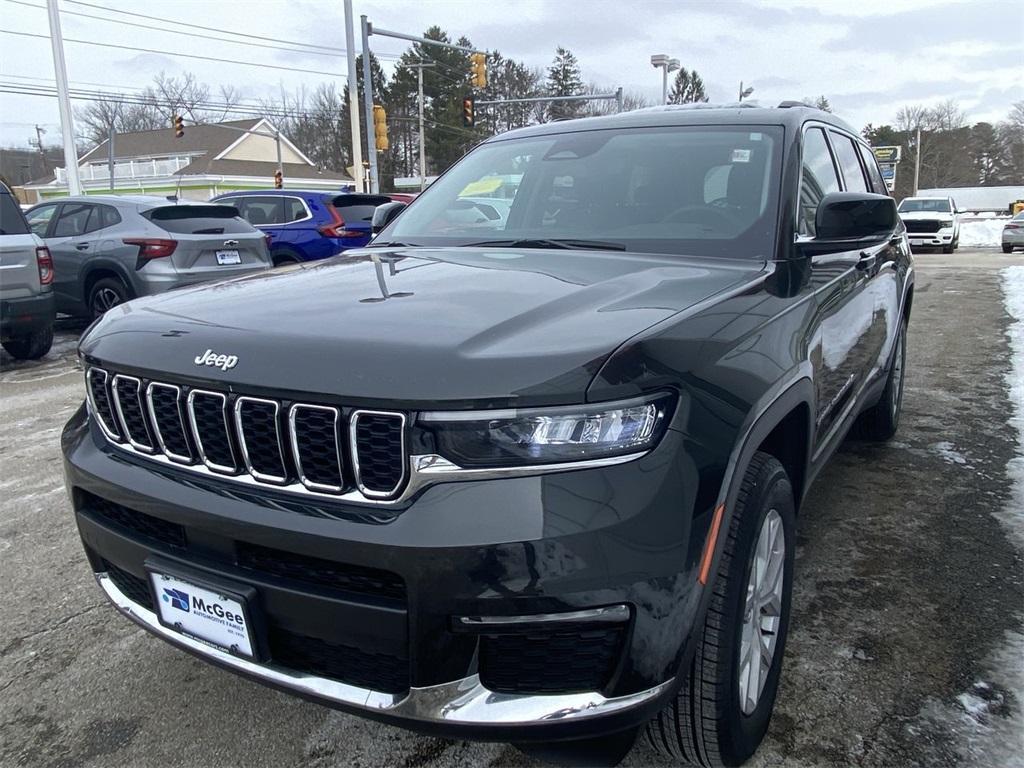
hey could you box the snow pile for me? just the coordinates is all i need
[959,217,1009,248]
[1003,265,1024,549]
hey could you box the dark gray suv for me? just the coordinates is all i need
[26,195,271,318]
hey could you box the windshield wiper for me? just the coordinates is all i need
[464,237,626,251]
[367,240,420,248]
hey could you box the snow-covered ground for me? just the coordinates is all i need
[959,216,1010,248]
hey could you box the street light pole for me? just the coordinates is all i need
[46,0,81,195]
[913,125,921,197]
[343,0,363,192]
[738,82,754,102]
[651,54,679,105]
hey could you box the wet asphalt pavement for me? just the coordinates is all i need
[1,248,1022,768]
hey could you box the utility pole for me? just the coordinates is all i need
[360,15,379,193]
[46,0,81,195]
[343,0,364,192]
[31,125,49,174]
[275,128,283,185]
[913,125,921,197]
[406,62,435,192]
[107,124,115,190]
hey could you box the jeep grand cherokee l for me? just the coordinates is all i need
[63,104,912,767]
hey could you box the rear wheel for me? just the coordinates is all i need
[1004,244,1014,254]
[2,324,54,360]
[272,248,301,266]
[647,452,795,767]
[88,277,130,318]
[855,318,907,441]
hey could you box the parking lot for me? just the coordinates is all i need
[1,248,1022,768]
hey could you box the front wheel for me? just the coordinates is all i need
[647,452,796,767]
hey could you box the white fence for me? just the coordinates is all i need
[55,156,194,183]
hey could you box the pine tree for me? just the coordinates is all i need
[667,68,708,104]
[802,95,831,112]
[546,47,584,121]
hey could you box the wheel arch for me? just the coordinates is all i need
[83,262,133,303]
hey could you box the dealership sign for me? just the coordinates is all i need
[872,145,901,164]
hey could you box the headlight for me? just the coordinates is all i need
[420,394,673,468]
[939,219,953,228]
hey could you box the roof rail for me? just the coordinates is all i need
[777,100,809,109]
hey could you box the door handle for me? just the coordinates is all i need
[856,252,877,271]
[75,243,90,251]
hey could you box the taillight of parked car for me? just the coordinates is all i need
[263,233,273,249]
[318,205,363,238]
[35,246,54,285]
[124,238,178,261]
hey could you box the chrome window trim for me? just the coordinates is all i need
[186,389,238,475]
[85,368,121,442]
[349,409,407,499]
[288,404,344,493]
[97,571,671,724]
[110,374,155,453]
[234,396,288,484]
[145,382,193,464]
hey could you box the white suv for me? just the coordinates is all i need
[897,196,960,253]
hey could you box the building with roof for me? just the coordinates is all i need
[21,118,352,203]
[914,186,1024,214]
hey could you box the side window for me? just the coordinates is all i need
[97,205,122,229]
[283,197,307,222]
[857,143,888,195]
[26,204,58,237]
[236,197,281,226]
[52,203,93,238]
[799,128,841,236]
[829,132,869,192]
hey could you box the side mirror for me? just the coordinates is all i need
[372,201,406,235]
[810,192,898,248]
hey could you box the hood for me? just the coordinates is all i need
[899,211,954,220]
[80,247,764,406]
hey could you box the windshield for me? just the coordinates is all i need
[898,198,951,213]
[379,125,783,259]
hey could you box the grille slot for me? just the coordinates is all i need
[478,623,626,695]
[268,626,409,694]
[236,541,406,601]
[290,405,344,492]
[111,375,154,451]
[235,397,287,482]
[146,383,192,463]
[906,220,943,234]
[351,410,406,498]
[188,390,237,473]
[86,368,121,440]
[84,493,187,549]
[102,559,155,611]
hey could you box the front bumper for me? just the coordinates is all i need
[907,229,955,248]
[63,404,708,740]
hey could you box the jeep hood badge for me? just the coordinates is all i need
[194,349,239,371]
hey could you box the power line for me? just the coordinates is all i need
[2,0,380,61]
[0,29,349,77]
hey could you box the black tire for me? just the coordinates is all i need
[855,318,907,441]
[272,248,301,266]
[88,277,130,319]
[1,324,54,360]
[1004,244,1014,254]
[647,452,796,767]
[942,242,954,254]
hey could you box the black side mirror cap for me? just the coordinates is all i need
[372,201,407,235]
[799,192,899,256]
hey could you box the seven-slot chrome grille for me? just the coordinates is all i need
[85,367,407,501]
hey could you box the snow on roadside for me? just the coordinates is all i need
[959,217,1009,248]
[1003,265,1024,548]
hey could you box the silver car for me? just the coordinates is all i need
[25,195,271,318]
[1,182,55,359]
[1002,211,1024,253]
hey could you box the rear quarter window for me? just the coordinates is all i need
[0,192,30,235]
[145,205,256,234]
[331,195,391,225]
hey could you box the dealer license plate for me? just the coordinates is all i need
[216,250,241,265]
[149,571,255,657]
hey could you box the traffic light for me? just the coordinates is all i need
[274,169,283,189]
[373,105,389,151]
[462,95,475,128]
[172,114,184,139]
[470,52,487,88]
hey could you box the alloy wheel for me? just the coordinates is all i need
[738,508,785,715]
[92,287,122,316]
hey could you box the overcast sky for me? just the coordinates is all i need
[0,0,1021,150]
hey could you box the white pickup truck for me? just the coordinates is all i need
[897,196,960,253]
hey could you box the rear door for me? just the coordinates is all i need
[0,190,43,301]
[144,204,270,280]
[46,202,96,310]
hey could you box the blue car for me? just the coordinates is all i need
[211,190,392,265]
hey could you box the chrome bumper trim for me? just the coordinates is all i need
[97,573,670,725]
[457,605,631,628]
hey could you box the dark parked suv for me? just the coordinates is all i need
[63,104,912,766]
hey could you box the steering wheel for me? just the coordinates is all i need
[662,205,737,228]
